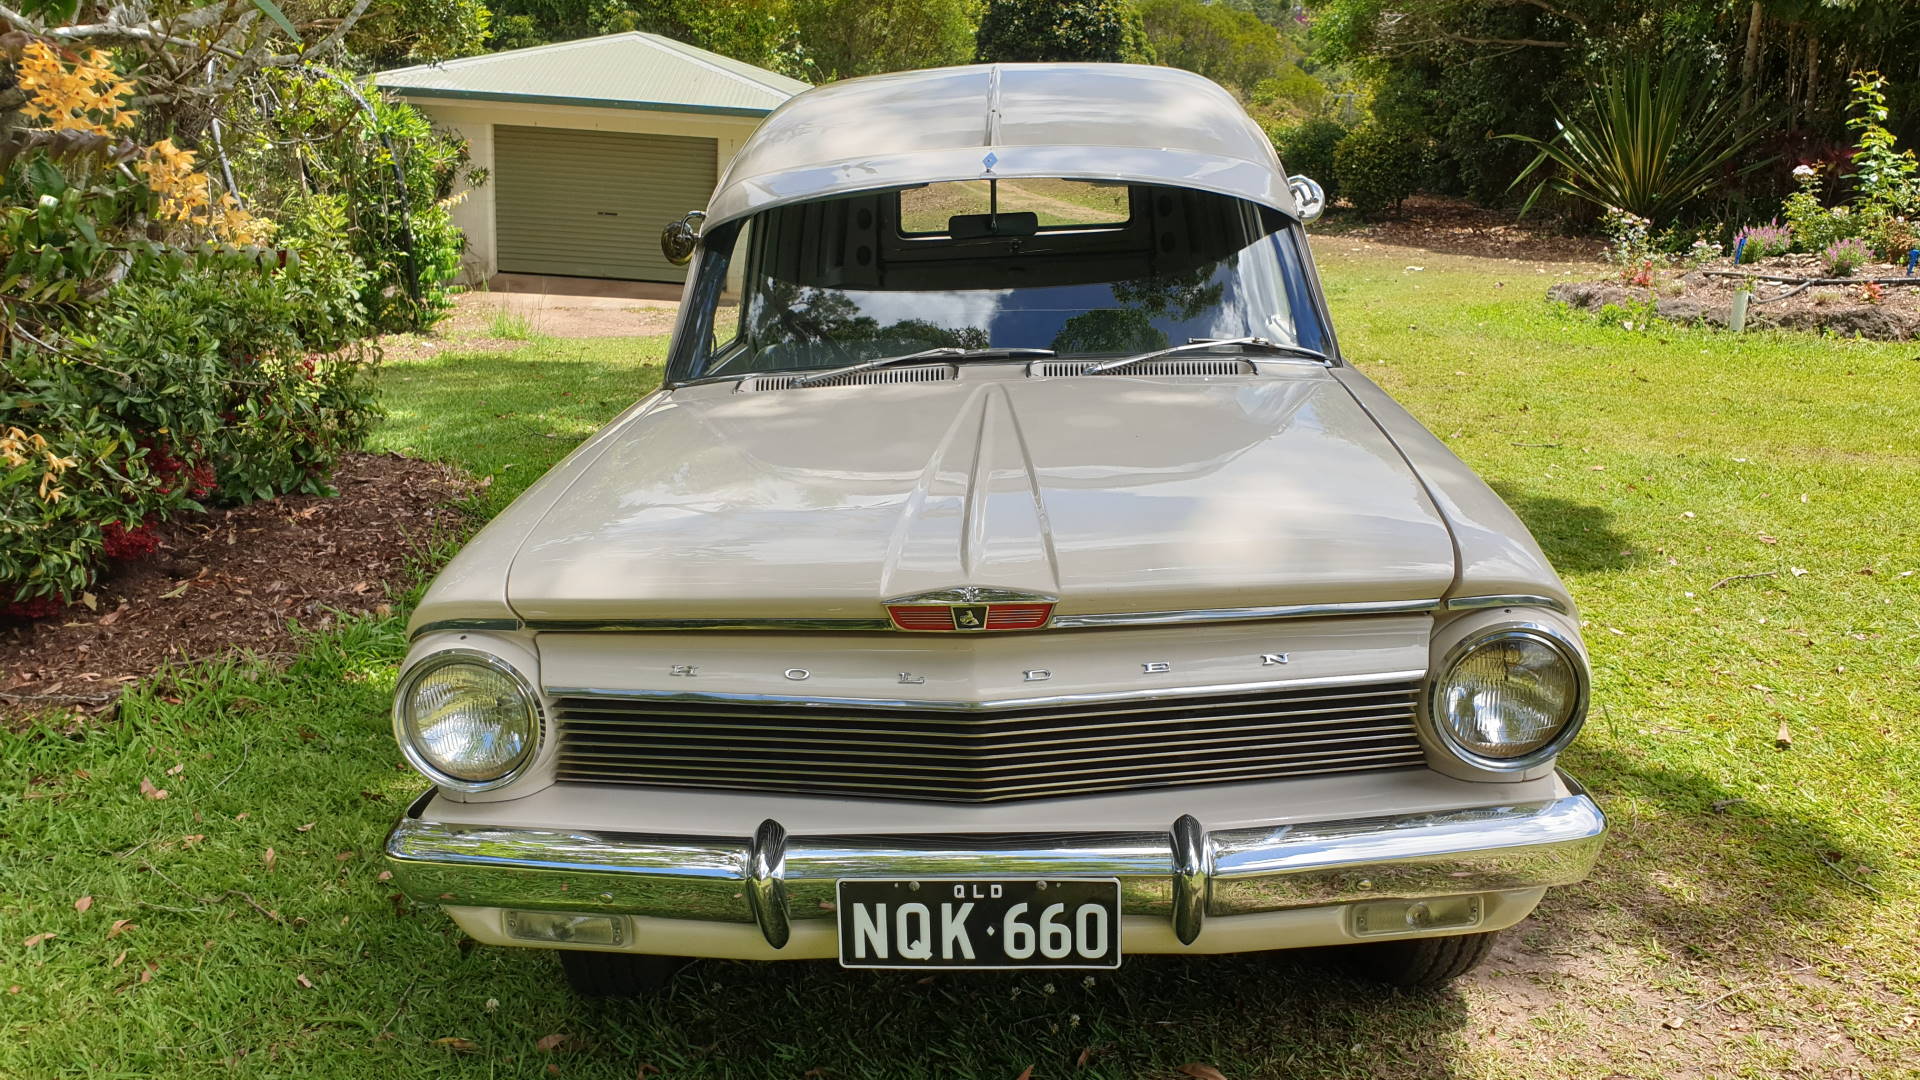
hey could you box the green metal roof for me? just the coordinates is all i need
[377,33,811,117]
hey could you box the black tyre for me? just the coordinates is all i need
[556,950,683,998]
[1337,931,1498,988]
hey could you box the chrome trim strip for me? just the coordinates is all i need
[382,772,1607,932]
[747,819,791,949]
[526,618,896,633]
[1050,599,1440,629]
[544,670,1430,714]
[1442,594,1572,615]
[884,587,1058,605]
[1169,814,1208,946]
[409,618,525,640]
[493,598,1443,635]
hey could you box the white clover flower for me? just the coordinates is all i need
[1793,164,1816,179]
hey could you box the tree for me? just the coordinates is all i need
[793,0,979,80]
[347,0,492,67]
[1,0,377,140]
[1137,0,1296,95]
[484,0,811,79]
[974,0,1152,64]
[1310,0,1920,207]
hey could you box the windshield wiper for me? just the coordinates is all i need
[788,346,1055,388]
[1081,336,1329,375]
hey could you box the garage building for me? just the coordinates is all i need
[377,33,808,286]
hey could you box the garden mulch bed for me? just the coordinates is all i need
[1549,254,1920,339]
[0,452,473,727]
[1326,194,1606,263]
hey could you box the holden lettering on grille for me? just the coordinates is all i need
[886,602,1055,631]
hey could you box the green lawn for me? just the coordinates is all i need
[4,248,1918,1078]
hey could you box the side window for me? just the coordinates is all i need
[711,219,753,353]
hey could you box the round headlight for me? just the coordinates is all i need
[395,651,540,788]
[1432,626,1586,767]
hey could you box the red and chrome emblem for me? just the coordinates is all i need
[885,587,1056,632]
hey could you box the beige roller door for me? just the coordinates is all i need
[494,125,717,282]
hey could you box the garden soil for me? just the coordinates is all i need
[0,452,471,727]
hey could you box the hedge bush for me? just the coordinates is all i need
[1272,118,1348,206]
[1334,122,1424,215]
[1,45,382,616]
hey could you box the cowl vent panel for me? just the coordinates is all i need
[738,364,958,392]
[1030,359,1257,378]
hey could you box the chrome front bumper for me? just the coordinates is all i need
[384,773,1606,952]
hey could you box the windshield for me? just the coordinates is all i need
[671,181,1330,383]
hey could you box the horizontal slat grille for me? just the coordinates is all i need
[553,679,1426,802]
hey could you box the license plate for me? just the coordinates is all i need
[835,878,1122,970]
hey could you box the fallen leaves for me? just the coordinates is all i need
[165,763,184,777]
[295,973,314,989]
[110,950,127,968]
[138,777,168,800]
[73,895,92,913]
[536,1033,576,1053]
[261,847,277,871]
[1776,719,1794,749]
[1178,1065,1230,1080]
[108,919,135,939]
[433,1037,477,1052]
[295,822,315,833]
[22,932,57,948]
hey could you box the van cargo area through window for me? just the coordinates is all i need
[674,181,1328,383]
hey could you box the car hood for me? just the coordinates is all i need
[505,369,1457,622]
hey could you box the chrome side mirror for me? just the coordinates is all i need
[1287,175,1325,223]
[660,210,707,265]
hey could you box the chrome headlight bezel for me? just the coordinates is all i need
[1427,621,1589,772]
[392,648,545,792]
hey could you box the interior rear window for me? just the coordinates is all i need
[898,179,1130,235]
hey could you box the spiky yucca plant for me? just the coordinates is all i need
[1503,57,1772,224]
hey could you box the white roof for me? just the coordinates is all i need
[706,63,1294,224]
[377,33,810,117]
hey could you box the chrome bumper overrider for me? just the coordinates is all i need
[384,774,1606,950]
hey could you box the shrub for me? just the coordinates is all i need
[1,44,380,613]
[1334,123,1422,215]
[233,68,471,334]
[1823,237,1872,277]
[1684,238,1723,267]
[1732,220,1792,262]
[1846,72,1918,213]
[1601,207,1654,268]
[1783,167,1859,253]
[1858,202,1916,262]
[1501,56,1770,225]
[1273,118,1347,205]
